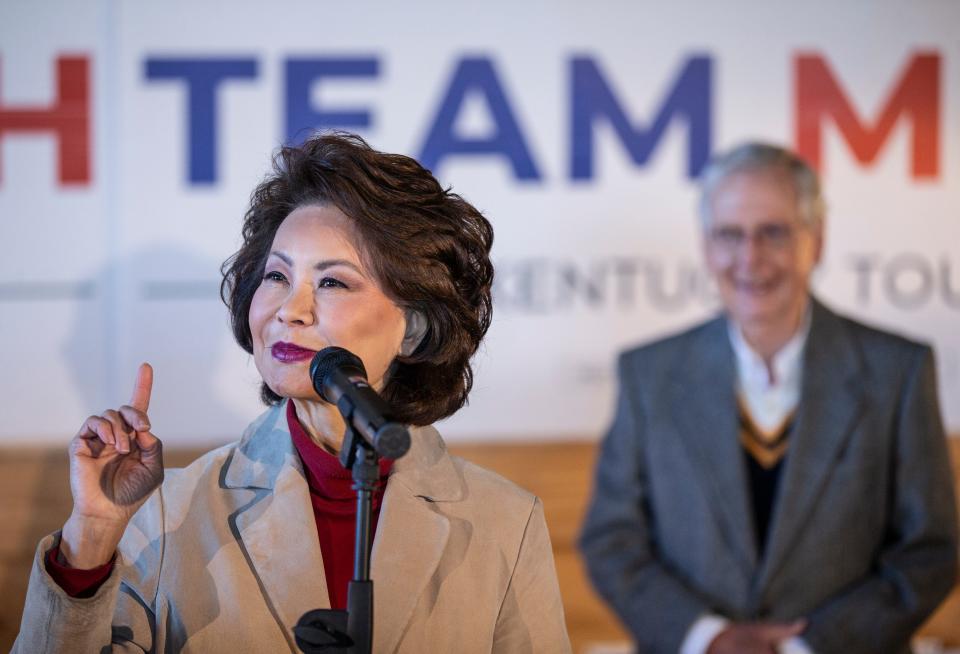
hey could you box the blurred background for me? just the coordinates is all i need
[1,0,958,651]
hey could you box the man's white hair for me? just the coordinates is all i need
[698,142,826,229]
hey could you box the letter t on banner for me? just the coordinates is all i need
[0,55,91,186]
[145,58,259,185]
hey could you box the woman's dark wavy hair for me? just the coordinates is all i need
[220,132,494,426]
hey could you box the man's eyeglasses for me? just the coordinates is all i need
[708,222,798,253]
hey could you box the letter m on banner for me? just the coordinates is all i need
[795,53,940,178]
[0,56,91,185]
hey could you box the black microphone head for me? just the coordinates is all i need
[309,346,367,402]
[374,422,411,460]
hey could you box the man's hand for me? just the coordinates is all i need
[707,620,806,654]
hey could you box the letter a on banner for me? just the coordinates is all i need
[419,57,541,180]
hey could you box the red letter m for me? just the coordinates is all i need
[795,53,939,178]
[0,56,91,185]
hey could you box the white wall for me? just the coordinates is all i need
[1,0,958,445]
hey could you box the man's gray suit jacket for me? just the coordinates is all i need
[579,299,958,654]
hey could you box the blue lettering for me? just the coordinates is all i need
[285,58,379,145]
[570,56,712,180]
[419,57,540,181]
[145,58,258,184]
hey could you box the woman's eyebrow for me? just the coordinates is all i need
[268,251,365,275]
[315,258,365,275]
[268,250,293,266]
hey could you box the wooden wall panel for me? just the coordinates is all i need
[1,439,957,652]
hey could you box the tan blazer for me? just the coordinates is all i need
[15,402,571,653]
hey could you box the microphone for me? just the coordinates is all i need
[309,346,411,460]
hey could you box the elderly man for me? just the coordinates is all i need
[579,143,958,654]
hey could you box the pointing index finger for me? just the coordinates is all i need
[130,363,154,413]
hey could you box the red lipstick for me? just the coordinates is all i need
[271,342,317,363]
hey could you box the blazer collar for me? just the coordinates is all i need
[388,423,466,502]
[369,423,466,651]
[222,402,296,490]
[221,400,465,652]
[223,402,465,500]
[222,403,328,651]
[668,315,759,576]
[754,297,865,593]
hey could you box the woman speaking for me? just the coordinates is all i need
[14,133,571,653]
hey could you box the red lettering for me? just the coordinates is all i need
[795,53,940,178]
[0,55,91,185]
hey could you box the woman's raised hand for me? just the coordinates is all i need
[59,363,165,568]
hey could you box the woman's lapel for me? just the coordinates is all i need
[371,424,465,653]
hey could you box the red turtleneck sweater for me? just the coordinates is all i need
[285,400,392,608]
[46,401,393,609]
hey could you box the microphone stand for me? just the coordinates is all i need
[294,421,378,654]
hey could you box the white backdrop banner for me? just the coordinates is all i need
[1,0,958,445]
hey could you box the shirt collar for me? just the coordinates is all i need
[728,304,811,392]
[286,399,392,495]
